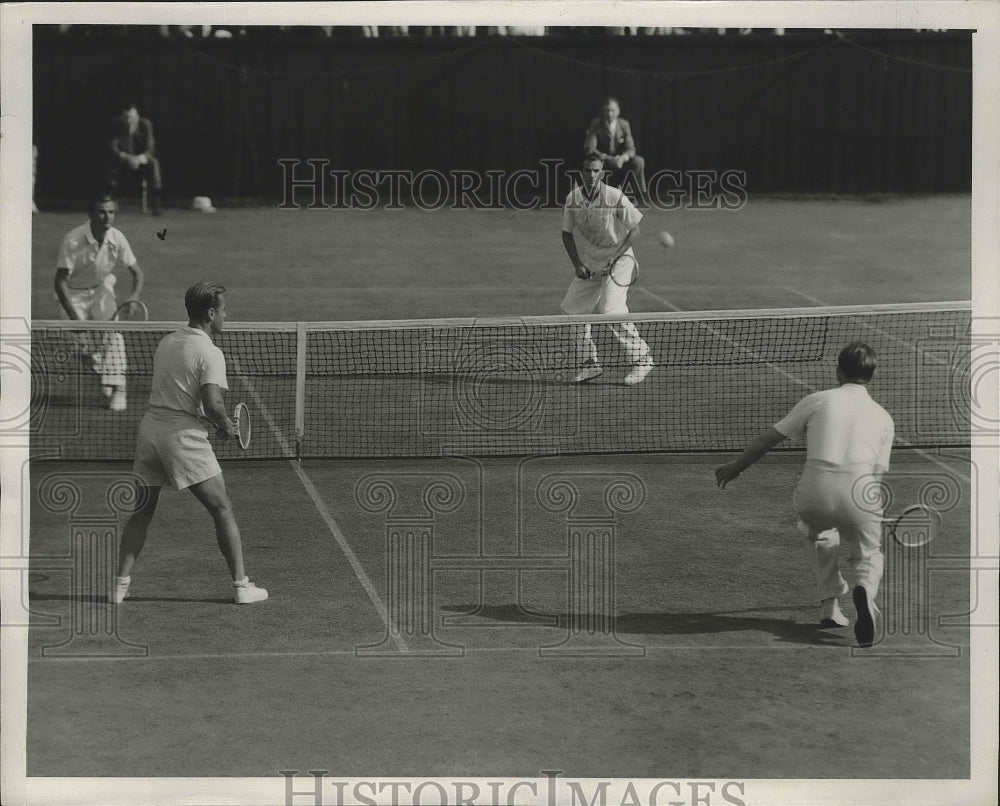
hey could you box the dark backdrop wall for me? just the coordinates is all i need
[32,30,972,203]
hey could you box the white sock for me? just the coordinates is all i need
[233,576,249,587]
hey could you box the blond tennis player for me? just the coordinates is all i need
[113,283,268,605]
[560,152,654,386]
[54,194,144,411]
[715,342,894,647]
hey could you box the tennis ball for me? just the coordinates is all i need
[658,231,675,249]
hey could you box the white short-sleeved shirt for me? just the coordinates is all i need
[148,328,229,419]
[562,182,643,272]
[56,223,137,290]
[774,383,895,470]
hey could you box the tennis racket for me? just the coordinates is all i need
[884,504,940,548]
[232,402,252,450]
[201,402,252,450]
[113,299,149,322]
[585,254,638,287]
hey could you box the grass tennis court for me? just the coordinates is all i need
[26,196,974,779]
[30,195,970,320]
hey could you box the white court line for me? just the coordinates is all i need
[635,287,971,483]
[229,357,408,653]
[635,286,817,392]
[784,287,956,368]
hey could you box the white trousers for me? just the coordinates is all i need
[793,463,884,600]
[559,257,650,366]
[61,279,127,389]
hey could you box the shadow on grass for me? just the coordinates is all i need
[30,592,234,605]
[441,603,848,646]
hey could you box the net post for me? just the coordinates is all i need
[295,321,306,462]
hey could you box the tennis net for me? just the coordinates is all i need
[29,301,971,460]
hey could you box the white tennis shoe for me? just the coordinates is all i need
[111,575,131,604]
[109,388,127,411]
[819,597,849,628]
[572,361,603,383]
[234,578,269,604]
[623,357,654,386]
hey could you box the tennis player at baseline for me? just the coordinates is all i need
[112,283,268,605]
[560,152,654,386]
[714,342,894,648]
[54,194,144,411]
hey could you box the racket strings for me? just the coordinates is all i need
[115,300,149,322]
[605,254,638,287]
[234,403,252,449]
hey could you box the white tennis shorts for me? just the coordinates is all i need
[560,255,635,316]
[132,412,222,490]
[60,275,118,320]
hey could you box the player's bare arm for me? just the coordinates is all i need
[715,427,787,488]
[202,383,236,440]
[126,262,145,301]
[53,267,79,319]
[561,231,590,279]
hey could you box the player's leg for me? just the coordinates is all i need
[117,485,162,578]
[114,414,170,602]
[60,288,99,372]
[101,330,128,410]
[793,469,850,625]
[560,279,602,381]
[88,277,127,408]
[598,269,654,385]
[114,483,161,603]
[188,474,245,579]
[188,473,268,603]
[841,492,885,647]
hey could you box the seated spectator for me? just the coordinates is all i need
[583,97,649,204]
[107,104,163,215]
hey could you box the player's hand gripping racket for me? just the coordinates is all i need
[884,504,941,548]
[586,254,638,287]
[202,402,252,450]
[113,299,149,322]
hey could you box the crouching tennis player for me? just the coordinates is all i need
[715,342,894,647]
[113,282,268,605]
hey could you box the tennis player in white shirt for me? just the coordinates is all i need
[560,152,654,386]
[54,194,144,411]
[715,342,894,647]
[113,283,268,605]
